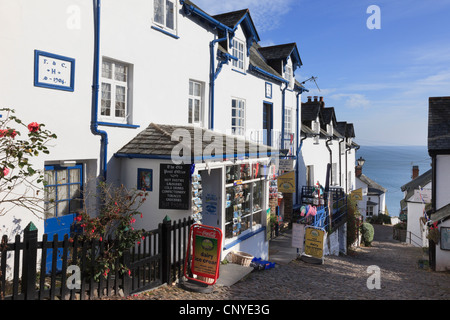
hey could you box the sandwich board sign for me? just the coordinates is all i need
[301,226,326,264]
[184,224,222,285]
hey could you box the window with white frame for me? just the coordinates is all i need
[284,108,293,143]
[101,59,131,122]
[232,39,245,71]
[285,65,293,88]
[188,80,203,125]
[231,98,245,135]
[153,0,176,32]
[367,205,374,217]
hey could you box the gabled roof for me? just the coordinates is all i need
[213,9,260,42]
[336,122,347,137]
[400,169,432,204]
[428,96,450,154]
[357,174,387,194]
[258,43,302,71]
[321,107,337,127]
[431,202,450,223]
[115,123,277,161]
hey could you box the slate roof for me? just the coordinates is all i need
[115,123,277,161]
[358,174,387,194]
[431,202,450,222]
[400,169,432,206]
[258,43,297,61]
[321,107,337,127]
[428,96,450,154]
[248,43,284,82]
[212,9,249,29]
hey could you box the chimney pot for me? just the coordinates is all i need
[314,96,318,101]
[319,97,323,102]
[412,165,419,179]
[307,96,312,102]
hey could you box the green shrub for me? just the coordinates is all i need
[361,222,374,246]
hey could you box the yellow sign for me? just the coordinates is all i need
[277,171,295,193]
[304,227,325,259]
[350,188,363,201]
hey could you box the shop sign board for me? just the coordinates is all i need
[277,171,295,193]
[350,188,363,201]
[303,226,325,259]
[184,224,222,285]
[159,163,191,210]
[279,159,294,171]
[291,223,306,250]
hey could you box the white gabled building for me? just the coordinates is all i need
[0,0,308,260]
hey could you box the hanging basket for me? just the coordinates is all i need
[231,251,254,267]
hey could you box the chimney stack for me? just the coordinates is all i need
[319,96,323,102]
[412,165,419,179]
[355,165,362,178]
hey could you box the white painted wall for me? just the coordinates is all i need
[436,155,450,210]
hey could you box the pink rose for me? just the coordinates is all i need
[28,122,40,133]
[2,167,9,177]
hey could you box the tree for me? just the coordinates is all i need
[0,108,57,217]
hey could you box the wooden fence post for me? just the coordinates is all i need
[22,222,38,300]
[160,215,172,285]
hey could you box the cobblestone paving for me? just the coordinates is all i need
[117,225,450,300]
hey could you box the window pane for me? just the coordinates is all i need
[102,61,112,79]
[194,82,200,97]
[189,81,193,95]
[154,0,164,24]
[57,185,69,201]
[115,85,126,118]
[114,63,127,82]
[58,201,69,216]
[194,100,200,122]
[101,83,111,116]
[188,99,193,123]
[166,0,174,29]
[69,168,81,183]
[45,170,55,186]
[57,169,68,185]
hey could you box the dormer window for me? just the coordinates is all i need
[232,39,245,72]
[285,65,293,88]
[153,0,176,33]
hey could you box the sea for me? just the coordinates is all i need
[356,145,431,217]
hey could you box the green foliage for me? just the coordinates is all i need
[361,222,374,246]
[366,214,391,225]
[346,196,362,249]
[72,182,148,281]
[0,108,57,216]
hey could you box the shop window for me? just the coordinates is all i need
[44,164,83,219]
[225,164,264,240]
[153,0,176,32]
[231,98,245,136]
[101,58,132,123]
[188,80,203,126]
[232,39,245,71]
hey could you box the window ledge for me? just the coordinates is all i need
[151,25,179,39]
[223,226,265,251]
[98,122,140,129]
[231,68,247,76]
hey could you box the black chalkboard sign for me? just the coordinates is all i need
[159,163,191,210]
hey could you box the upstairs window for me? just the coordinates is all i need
[285,65,293,88]
[231,98,245,136]
[188,80,203,126]
[101,59,131,123]
[153,0,176,32]
[232,39,245,71]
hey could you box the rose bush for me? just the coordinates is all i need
[72,182,148,280]
[0,108,57,216]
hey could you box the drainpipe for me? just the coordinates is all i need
[91,0,108,181]
[281,83,287,151]
[326,137,333,187]
[209,36,229,130]
[338,137,345,187]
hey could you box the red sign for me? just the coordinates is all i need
[184,224,222,285]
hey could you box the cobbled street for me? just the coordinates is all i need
[116,225,450,300]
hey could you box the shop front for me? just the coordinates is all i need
[115,123,279,260]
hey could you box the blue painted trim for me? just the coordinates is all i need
[91,0,108,181]
[151,25,179,39]
[249,64,288,84]
[223,227,265,250]
[114,150,279,161]
[98,121,140,129]
[137,168,153,191]
[180,0,233,33]
[231,68,246,76]
[34,50,75,92]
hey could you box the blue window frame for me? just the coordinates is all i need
[44,164,83,218]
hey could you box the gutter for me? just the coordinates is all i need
[326,137,333,187]
[91,0,108,180]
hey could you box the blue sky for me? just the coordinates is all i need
[194,0,450,146]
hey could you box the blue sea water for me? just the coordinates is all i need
[356,145,431,217]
